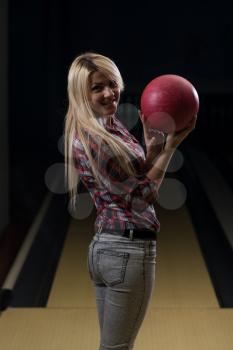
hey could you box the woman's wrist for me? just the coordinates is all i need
[164,140,177,151]
[146,147,176,187]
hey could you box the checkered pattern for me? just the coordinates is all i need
[73,116,160,233]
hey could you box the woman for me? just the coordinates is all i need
[64,52,196,350]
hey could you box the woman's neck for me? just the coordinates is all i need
[98,114,114,127]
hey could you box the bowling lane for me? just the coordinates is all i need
[2,164,231,350]
[47,210,96,308]
[154,205,218,308]
[180,144,233,306]
[47,201,218,308]
[1,308,233,350]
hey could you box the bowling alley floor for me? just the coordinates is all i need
[1,204,233,350]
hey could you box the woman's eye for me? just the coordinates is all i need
[92,86,102,91]
[110,80,117,88]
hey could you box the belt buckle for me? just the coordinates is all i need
[129,229,134,240]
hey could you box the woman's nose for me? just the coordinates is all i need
[103,86,114,98]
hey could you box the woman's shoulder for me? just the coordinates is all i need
[114,116,140,143]
[73,131,104,162]
[73,134,84,150]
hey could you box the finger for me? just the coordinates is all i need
[138,109,147,123]
[148,138,158,150]
[187,116,197,129]
[150,129,165,137]
[150,136,156,144]
[138,109,143,121]
[150,129,165,141]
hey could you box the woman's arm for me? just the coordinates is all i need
[146,147,175,189]
[146,115,197,190]
[139,110,165,166]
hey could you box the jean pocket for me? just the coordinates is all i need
[97,249,129,286]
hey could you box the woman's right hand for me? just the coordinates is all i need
[165,115,197,150]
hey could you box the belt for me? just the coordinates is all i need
[100,228,157,240]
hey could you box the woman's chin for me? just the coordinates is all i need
[102,106,117,115]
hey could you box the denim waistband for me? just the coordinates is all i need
[93,232,157,246]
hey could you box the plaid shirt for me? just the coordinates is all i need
[73,115,160,233]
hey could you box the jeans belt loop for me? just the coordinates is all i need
[97,223,103,234]
[129,229,134,241]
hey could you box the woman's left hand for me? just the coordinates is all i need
[138,110,165,164]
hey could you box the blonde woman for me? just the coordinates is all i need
[64,52,196,350]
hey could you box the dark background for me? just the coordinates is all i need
[9,0,233,222]
[7,0,233,226]
[1,0,233,300]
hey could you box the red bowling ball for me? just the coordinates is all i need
[140,74,199,133]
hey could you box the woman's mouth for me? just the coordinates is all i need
[101,100,116,106]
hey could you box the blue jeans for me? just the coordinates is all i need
[87,230,157,350]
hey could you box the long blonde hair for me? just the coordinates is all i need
[64,52,139,210]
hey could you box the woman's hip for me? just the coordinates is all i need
[87,233,156,287]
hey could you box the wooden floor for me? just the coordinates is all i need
[1,204,233,349]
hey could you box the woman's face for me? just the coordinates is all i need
[88,71,120,117]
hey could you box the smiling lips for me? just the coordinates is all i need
[102,100,116,106]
